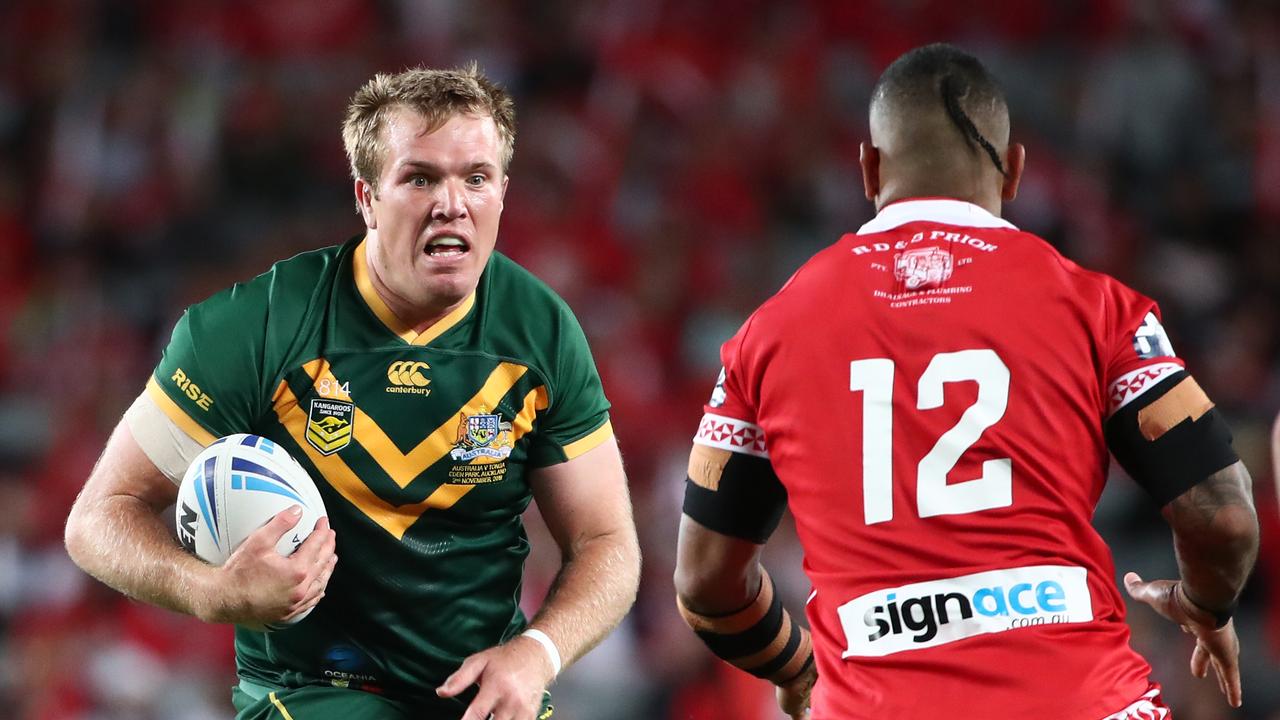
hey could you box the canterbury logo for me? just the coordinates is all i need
[388,361,431,387]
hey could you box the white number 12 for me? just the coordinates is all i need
[850,349,1011,525]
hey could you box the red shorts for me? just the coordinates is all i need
[1100,685,1171,720]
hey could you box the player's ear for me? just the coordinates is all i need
[355,178,377,229]
[1001,142,1026,203]
[859,142,881,202]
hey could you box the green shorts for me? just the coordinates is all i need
[232,679,554,720]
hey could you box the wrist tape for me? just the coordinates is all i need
[520,628,562,676]
[1178,583,1236,629]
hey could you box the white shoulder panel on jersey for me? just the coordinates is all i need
[123,391,205,484]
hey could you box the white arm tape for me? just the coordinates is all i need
[520,628,562,676]
[124,391,205,483]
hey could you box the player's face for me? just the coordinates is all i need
[362,109,508,318]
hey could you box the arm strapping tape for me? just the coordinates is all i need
[676,569,814,685]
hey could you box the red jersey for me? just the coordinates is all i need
[694,199,1184,719]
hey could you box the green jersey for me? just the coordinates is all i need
[148,237,612,713]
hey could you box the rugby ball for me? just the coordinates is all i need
[175,434,328,625]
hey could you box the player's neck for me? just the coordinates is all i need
[876,189,1003,218]
[394,297,466,335]
[363,244,467,334]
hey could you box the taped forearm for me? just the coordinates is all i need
[678,568,814,685]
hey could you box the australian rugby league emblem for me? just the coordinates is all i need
[307,399,354,455]
[450,410,513,461]
[447,408,514,484]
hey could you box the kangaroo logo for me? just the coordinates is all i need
[307,398,355,455]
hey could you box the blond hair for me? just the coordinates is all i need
[342,63,516,190]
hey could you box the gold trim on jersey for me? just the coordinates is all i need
[145,377,216,446]
[513,386,550,439]
[274,359,541,539]
[298,359,532,488]
[267,691,297,720]
[276,381,477,539]
[563,420,614,460]
[352,238,477,346]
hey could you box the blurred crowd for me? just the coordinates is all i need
[0,0,1277,718]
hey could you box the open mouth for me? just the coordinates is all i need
[425,235,470,258]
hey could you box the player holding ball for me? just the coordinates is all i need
[65,65,640,720]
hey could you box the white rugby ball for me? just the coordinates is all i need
[175,433,327,626]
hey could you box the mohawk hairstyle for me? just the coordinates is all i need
[871,43,1009,177]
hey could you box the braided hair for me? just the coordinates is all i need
[871,43,1009,177]
[940,74,1007,177]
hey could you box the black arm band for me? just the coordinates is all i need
[677,570,814,684]
[683,451,787,543]
[1184,586,1237,629]
[1104,371,1239,506]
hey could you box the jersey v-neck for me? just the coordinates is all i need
[351,237,476,346]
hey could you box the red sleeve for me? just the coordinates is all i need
[693,320,770,458]
[1102,279,1187,415]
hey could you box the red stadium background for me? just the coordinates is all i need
[0,1,1276,718]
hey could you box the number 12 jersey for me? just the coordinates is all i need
[695,199,1182,718]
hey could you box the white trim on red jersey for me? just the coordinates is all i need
[857,198,1018,235]
[1100,688,1170,720]
[694,413,770,458]
[1107,362,1184,414]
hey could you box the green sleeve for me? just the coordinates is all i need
[150,281,271,443]
[526,306,612,467]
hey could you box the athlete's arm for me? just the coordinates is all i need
[1160,461,1258,617]
[676,515,765,615]
[438,436,640,720]
[64,413,337,625]
[1124,461,1257,709]
[674,447,815,720]
[1108,373,1259,708]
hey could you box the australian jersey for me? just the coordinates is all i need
[148,237,612,713]
[696,199,1182,718]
